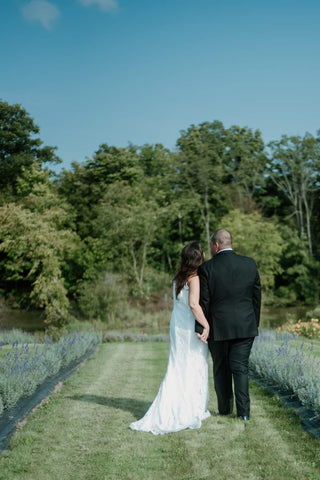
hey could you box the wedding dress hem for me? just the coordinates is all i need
[130,409,210,436]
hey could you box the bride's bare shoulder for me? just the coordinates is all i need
[187,274,199,287]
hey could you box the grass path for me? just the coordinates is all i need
[0,342,319,480]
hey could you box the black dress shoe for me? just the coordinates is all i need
[238,415,250,421]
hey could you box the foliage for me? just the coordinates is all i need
[0,100,60,195]
[76,272,129,323]
[0,161,81,325]
[275,225,320,303]
[0,331,100,411]
[267,133,320,256]
[58,143,146,239]
[94,179,177,297]
[306,305,320,320]
[0,202,74,325]
[224,125,267,211]
[1,100,320,319]
[176,121,228,255]
[250,329,320,416]
[59,143,180,294]
[220,209,285,291]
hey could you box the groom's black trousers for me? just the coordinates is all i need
[208,337,254,417]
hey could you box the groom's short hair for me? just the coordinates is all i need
[211,229,232,247]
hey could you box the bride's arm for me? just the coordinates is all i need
[188,275,210,343]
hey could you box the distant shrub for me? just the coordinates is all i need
[76,273,129,325]
[306,305,320,321]
[277,318,320,339]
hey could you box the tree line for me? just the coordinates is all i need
[0,100,319,327]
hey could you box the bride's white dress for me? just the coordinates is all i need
[130,282,210,435]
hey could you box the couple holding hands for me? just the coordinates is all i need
[130,228,261,435]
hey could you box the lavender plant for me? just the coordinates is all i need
[0,329,40,345]
[57,332,101,367]
[0,331,100,412]
[250,329,320,417]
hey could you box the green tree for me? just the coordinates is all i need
[0,163,79,325]
[58,144,143,239]
[59,143,182,279]
[220,209,285,292]
[267,133,320,255]
[0,203,74,325]
[138,144,185,272]
[176,121,228,255]
[94,179,174,297]
[275,225,320,303]
[224,126,267,212]
[0,100,60,195]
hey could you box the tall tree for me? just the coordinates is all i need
[58,144,143,238]
[0,100,60,195]
[220,209,285,292]
[224,126,267,211]
[138,144,184,272]
[0,163,78,326]
[95,180,174,297]
[176,121,228,256]
[276,225,320,303]
[59,142,182,278]
[267,133,320,255]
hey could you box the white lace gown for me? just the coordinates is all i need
[130,283,210,435]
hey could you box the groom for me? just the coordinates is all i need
[198,229,261,420]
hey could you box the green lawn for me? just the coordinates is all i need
[0,342,319,480]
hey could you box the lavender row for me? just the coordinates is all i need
[250,329,320,417]
[0,331,101,414]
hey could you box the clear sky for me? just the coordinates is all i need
[1,0,320,171]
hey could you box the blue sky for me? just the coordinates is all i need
[1,0,320,171]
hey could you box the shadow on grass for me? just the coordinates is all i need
[67,394,151,419]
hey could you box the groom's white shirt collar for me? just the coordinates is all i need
[217,248,233,254]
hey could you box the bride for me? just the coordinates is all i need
[130,241,210,435]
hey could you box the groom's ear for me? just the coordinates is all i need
[210,241,218,255]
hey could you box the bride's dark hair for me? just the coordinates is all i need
[173,241,204,298]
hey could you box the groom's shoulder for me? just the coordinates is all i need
[199,258,215,273]
[235,252,258,267]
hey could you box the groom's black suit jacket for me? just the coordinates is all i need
[198,250,261,341]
